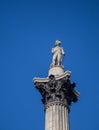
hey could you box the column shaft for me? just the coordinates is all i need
[45,104,69,130]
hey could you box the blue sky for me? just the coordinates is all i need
[0,0,99,130]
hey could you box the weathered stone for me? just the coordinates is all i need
[34,74,79,109]
[33,40,80,130]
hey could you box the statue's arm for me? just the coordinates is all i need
[52,48,55,54]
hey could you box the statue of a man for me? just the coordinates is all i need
[51,40,65,66]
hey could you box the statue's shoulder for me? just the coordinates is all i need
[57,47,63,50]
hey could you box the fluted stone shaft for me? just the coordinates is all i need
[45,104,69,130]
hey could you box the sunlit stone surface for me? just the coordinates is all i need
[33,40,80,130]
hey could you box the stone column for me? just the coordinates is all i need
[33,41,80,130]
[45,103,69,130]
[34,74,79,130]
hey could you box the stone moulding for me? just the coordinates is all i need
[44,101,70,111]
[33,71,71,83]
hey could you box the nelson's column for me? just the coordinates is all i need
[33,40,80,130]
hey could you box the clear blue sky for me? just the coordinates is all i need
[0,0,99,130]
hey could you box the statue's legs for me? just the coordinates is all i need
[52,54,57,65]
[57,54,61,65]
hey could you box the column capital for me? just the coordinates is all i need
[34,74,79,109]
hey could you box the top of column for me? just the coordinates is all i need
[33,40,80,108]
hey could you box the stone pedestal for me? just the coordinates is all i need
[48,65,64,76]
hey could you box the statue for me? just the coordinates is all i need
[51,40,65,66]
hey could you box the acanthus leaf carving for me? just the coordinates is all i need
[34,75,79,107]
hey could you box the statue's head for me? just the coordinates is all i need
[55,40,61,46]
